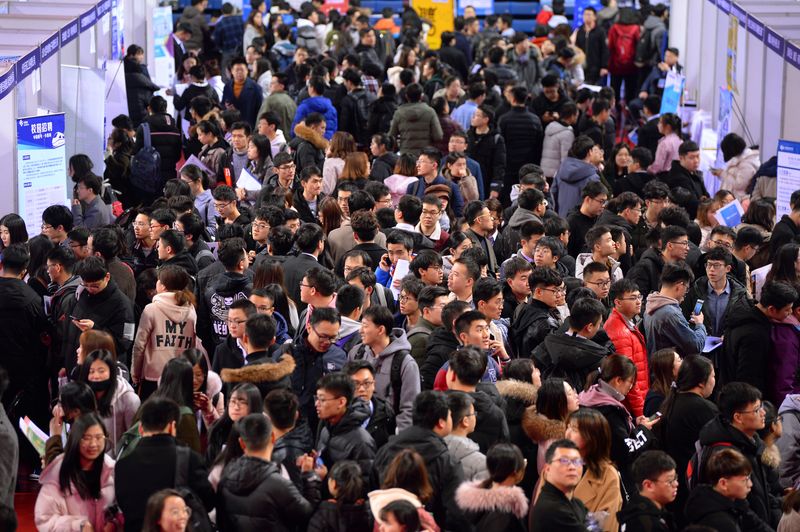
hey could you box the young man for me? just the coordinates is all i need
[416,195,450,252]
[218,314,295,398]
[448,257,480,304]
[498,86,544,205]
[406,146,464,216]
[376,230,414,290]
[348,306,420,431]
[530,439,590,530]
[463,200,499,276]
[409,249,444,287]
[605,279,648,419]
[732,226,765,295]
[263,388,313,486]
[582,261,612,308]
[71,174,111,229]
[532,236,566,273]
[335,284,364,353]
[613,147,655,198]
[390,83,443,157]
[283,224,326,310]
[258,72,297,140]
[228,121,251,185]
[420,300,472,390]
[468,104,506,199]
[407,286,450,365]
[290,113,327,172]
[293,166,326,224]
[632,180,670,257]
[89,227,137,303]
[552,136,603,218]
[346,266,396,314]
[339,68,373,148]
[298,267,337,325]
[221,56,263,127]
[721,281,797,393]
[511,267,563,357]
[276,307,346,434]
[46,247,80,369]
[533,297,611,393]
[432,311,504,392]
[443,391,487,480]
[291,77,337,141]
[575,224,623,282]
[42,205,74,248]
[496,189,546,264]
[393,195,422,233]
[618,450,679,532]
[307,372,376,475]
[473,277,511,358]
[629,225,691,299]
[664,141,709,219]
[444,346,510,453]
[157,229,198,276]
[217,414,319,530]
[130,210,159,276]
[696,382,777,528]
[256,111,288,158]
[566,181,608,258]
[343,359,396,449]
[371,391,465,529]
[398,276,424,330]
[328,190,387,267]
[643,262,707,357]
[451,82,486,132]
[502,257,532,320]
[211,298,257,376]
[214,185,251,227]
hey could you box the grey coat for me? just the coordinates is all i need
[540,121,574,178]
[444,435,487,481]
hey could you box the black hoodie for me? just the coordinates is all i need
[420,327,460,390]
[533,333,612,393]
[161,250,199,276]
[617,492,677,532]
[216,455,320,531]
[684,484,773,532]
[468,390,510,453]
[197,271,253,348]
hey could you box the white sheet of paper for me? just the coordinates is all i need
[702,336,723,353]
[390,259,410,300]
[237,168,262,191]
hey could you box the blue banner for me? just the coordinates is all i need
[766,28,784,57]
[40,33,60,64]
[0,66,16,101]
[16,48,39,83]
[716,87,732,169]
[16,114,69,237]
[61,20,80,45]
[745,14,764,40]
[777,140,800,221]
[80,6,98,33]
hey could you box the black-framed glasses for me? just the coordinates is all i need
[541,287,567,295]
[310,323,337,342]
[710,239,733,249]
[669,240,690,247]
[737,404,765,415]
[585,279,611,288]
[619,294,644,301]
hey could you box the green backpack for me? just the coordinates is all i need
[116,405,194,460]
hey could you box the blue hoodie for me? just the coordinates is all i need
[643,292,706,356]
[291,96,338,140]
[551,156,600,217]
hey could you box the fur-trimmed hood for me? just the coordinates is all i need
[521,407,566,443]
[762,441,781,469]
[294,122,329,150]
[455,480,529,518]
[496,379,538,406]
[220,354,296,383]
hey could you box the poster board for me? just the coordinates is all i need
[777,139,800,222]
[412,0,454,49]
[151,6,172,88]
[16,113,68,237]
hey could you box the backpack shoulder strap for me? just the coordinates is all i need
[414,178,423,197]
[389,350,410,415]
[406,325,430,338]
[142,122,152,148]
[174,445,190,488]
[376,285,388,307]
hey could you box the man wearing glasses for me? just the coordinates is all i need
[643,263,706,358]
[618,451,678,531]
[463,200,499,277]
[582,262,612,314]
[629,225,691,299]
[530,439,591,531]
[416,195,450,252]
[130,210,159,277]
[263,151,296,197]
[510,267,563,357]
[566,180,608,258]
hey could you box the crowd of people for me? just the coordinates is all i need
[0,0,798,531]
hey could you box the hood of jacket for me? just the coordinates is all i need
[596,210,633,233]
[274,421,314,455]
[220,353,296,384]
[338,316,361,340]
[150,292,195,323]
[540,333,609,370]
[521,408,565,443]
[426,327,459,354]
[368,488,423,520]
[617,492,672,526]
[495,379,538,407]
[779,394,800,415]
[508,207,542,230]
[645,292,680,315]
[545,120,572,140]
[444,434,483,462]
[293,122,329,150]
[699,415,764,458]
[579,381,632,428]
[455,481,529,518]
[209,271,251,296]
[220,455,280,496]
[374,328,412,360]
[329,397,372,436]
[557,157,599,184]
[684,484,740,523]
[644,14,666,31]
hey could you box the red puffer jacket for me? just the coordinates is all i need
[604,308,649,417]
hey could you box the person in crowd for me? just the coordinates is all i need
[565,181,607,259]
[617,450,679,532]
[389,83,443,156]
[664,141,709,219]
[444,391,487,481]
[467,105,507,198]
[34,413,120,531]
[71,174,111,230]
[221,56,263,127]
[529,439,590,530]
[0,213,27,250]
[511,266,563,357]
[644,348,681,417]
[713,133,761,201]
[498,86,544,205]
[134,96,183,197]
[574,225,623,283]
[145,357,201,453]
[115,397,214,532]
[552,135,604,218]
[342,359,396,451]
[292,77,338,141]
[416,195,450,251]
[541,101,578,180]
[629,225,691,299]
[180,162,216,233]
[502,257,534,319]
[307,459,372,531]
[205,381,260,469]
[648,113,682,175]
[770,189,800,261]
[141,488,192,532]
[406,285,449,366]
[263,388,314,488]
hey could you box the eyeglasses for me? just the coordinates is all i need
[727,474,752,484]
[169,507,192,518]
[705,261,727,270]
[300,283,313,290]
[550,457,584,467]
[590,197,608,206]
[421,209,441,217]
[737,404,765,415]
[669,240,690,247]
[315,395,341,403]
[352,379,375,390]
[214,201,234,210]
[252,222,270,230]
[619,294,644,301]
[41,223,53,230]
[426,265,444,272]
[311,323,337,342]
[256,305,273,313]
[69,243,87,249]
[80,281,106,290]
[710,240,733,250]
[653,476,679,485]
[277,163,296,171]
[227,317,247,325]
[541,287,567,295]
[80,434,107,444]
[229,396,249,407]
[133,221,149,228]
[585,279,611,288]
[399,295,417,303]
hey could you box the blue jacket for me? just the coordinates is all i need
[221,77,263,127]
[291,96,338,141]
[406,175,465,216]
[643,292,707,356]
[551,157,600,217]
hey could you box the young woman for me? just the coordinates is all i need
[696,198,722,250]
[758,401,783,496]
[384,153,420,207]
[435,76,464,112]
[579,355,658,492]
[0,213,28,249]
[442,231,473,279]
[368,449,440,531]
[77,349,139,456]
[196,119,231,185]
[455,443,529,532]
[442,152,479,203]
[239,133,274,205]
[643,348,681,417]
[388,47,420,91]
[431,97,458,156]
[35,413,121,531]
[104,128,135,209]
[26,234,55,297]
[142,489,190,532]
[243,9,266,55]
[603,143,632,192]
[74,330,118,377]
[146,357,201,453]
[565,408,623,532]
[252,262,299,332]
[714,132,761,201]
[133,266,200,400]
[369,134,399,182]
[648,113,683,175]
[323,132,356,196]
[766,243,800,289]
[318,196,344,237]
[656,354,717,521]
[182,348,224,430]
[340,152,370,189]
[737,199,775,270]
[308,460,372,532]
[523,378,580,473]
[205,383,261,468]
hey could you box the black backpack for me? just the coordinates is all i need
[685,440,733,491]
[130,122,162,194]
[354,345,409,415]
[174,446,214,532]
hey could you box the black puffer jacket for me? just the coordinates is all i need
[510,299,560,358]
[469,390,510,453]
[308,500,372,532]
[161,251,199,277]
[719,301,772,393]
[681,275,749,338]
[216,456,321,532]
[627,247,666,299]
[498,106,544,185]
[124,58,159,126]
[420,327,460,390]
[372,425,467,530]
[616,491,677,532]
[315,398,376,477]
[272,421,314,488]
[684,484,773,532]
[366,396,395,450]
[134,112,182,184]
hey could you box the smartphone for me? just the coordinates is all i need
[69,315,80,321]
[648,411,662,422]
[314,455,324,468]
[692,299,704,316]
[382,255,392,267]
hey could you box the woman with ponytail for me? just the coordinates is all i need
[132,265,201,400]
[308,460,372,531]
[656,354,718,525]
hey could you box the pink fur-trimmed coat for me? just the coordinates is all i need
[455,480,529,532]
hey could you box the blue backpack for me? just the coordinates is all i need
[130,123,162,194]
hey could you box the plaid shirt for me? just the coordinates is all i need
[362,75,379,97]
[213,15,244,54]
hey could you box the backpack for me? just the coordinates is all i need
[174,446,215,532]
[116,405,193,460]
[685,440,733,491]
[612,25,639,70]
[354,345,409,415]
[296,25,320,55]
[130,122,163,194]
